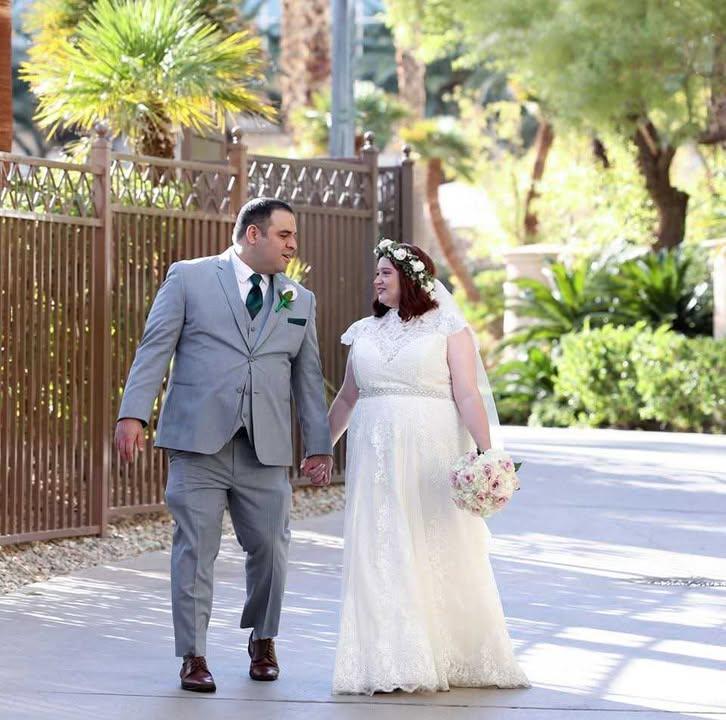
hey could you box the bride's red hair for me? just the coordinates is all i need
[373,244,439,321]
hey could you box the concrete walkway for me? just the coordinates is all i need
[1,427,725,720]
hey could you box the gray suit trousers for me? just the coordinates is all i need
[165,430,291,657]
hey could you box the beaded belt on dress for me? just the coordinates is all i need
[358,386,454,400]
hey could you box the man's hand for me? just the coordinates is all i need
[115,418,146,463]
[300,455,333,486]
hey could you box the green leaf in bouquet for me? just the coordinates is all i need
[514,461,523,472]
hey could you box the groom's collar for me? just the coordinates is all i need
[218,247,288,289]
[231,247,269,281]
[225,245,272,289]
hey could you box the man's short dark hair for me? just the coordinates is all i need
[233,197,294,245]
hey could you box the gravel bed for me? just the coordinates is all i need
[0,483,345,596]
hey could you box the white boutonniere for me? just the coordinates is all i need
[275,283,298,312]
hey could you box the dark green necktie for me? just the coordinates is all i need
[246,273,263,320]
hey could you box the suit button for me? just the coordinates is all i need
[250,326,256,332]
[236,387,243,393]
[249,357,255,364]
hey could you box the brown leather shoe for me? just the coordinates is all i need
[248,633,280,681]
[180,655,216,692]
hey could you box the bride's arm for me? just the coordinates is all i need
[448,328,492,452]
[328,353,359,447]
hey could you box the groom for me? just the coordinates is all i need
[115,197,333,692]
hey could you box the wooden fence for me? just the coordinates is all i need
[0,127,413,544]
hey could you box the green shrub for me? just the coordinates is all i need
[503,259,609,347]
[502,248,714,355]
[528,395,581,428]
[542,324,725,432]
[553,323,645,429]
[491,346,557,425]
[632,330,726,432]
[602,248,713,336]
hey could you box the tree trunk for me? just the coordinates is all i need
[393,25,426,120]
[280,0,330,133]
[523,120,554,240]
[0,0,12,152]
[137,114,176,159]
[633,120,689,250]
[425,157,480,302]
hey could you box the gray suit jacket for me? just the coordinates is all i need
[117,246,333,466]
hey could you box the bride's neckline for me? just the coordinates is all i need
[377,308,437,325]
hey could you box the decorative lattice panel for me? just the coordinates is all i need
[378,167,399,224]
[247,156,373,210]
[111,155,236,214]
[0,156,97,218]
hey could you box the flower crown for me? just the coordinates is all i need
[374,239,436,298]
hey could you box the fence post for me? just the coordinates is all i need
[360,131,379,241]
[399,144,414,244]
[360,131,380,312]
[89,122,112,537]
[227,127,248,215]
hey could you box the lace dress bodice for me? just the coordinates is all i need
[341,308,467,400]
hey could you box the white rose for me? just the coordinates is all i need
[393,248,407,261]
[282,284,298,300]
[378,239,394,250]
[411,260,425,272]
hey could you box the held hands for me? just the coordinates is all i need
[300,454,333,486]
[115,418,146,463]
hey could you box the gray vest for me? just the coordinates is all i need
[234,281,275,438]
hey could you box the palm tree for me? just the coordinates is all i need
[23,0,256,36]
[0,0,11,152]
[392,24,425,120]
[21,0,274,158]
[279,0,330,133]
[502,261,609,348]
[290,81,409,156]
[401,119,480,302]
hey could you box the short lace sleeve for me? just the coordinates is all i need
[437,311,468,336]
[341,317,372,346]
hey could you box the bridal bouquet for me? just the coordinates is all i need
[449,449,522,519]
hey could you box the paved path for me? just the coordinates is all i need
[1,427,725,720]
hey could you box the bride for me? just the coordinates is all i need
[324,240,530,695]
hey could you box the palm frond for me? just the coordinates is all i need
[21,0,274,152]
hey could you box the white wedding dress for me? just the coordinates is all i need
[332,307,530,695]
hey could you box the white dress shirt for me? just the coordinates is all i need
[231,248,271,306]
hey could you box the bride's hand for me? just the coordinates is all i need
[300,455,333,486]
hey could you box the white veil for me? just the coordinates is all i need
[432,279,504,450]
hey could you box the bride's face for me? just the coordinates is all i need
[374,257,401,308]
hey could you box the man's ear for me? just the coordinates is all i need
[245,224,260,246]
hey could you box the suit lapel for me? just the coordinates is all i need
[216,249,252,353]
[254,273,285,350]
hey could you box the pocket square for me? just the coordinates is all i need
[288,317,307,326]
